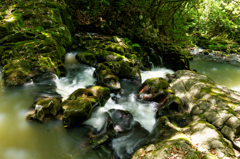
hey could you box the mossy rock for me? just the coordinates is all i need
[67,88,95,100]
[76,51,97,66]
[104,61,141,81]
[92,49,131,64]
[27,98,61,122]
[78,34,146,68]
[140,77,169,91]
[3,59,31,86]
[94,63,121,91]
[138,77,172,107]
[62,98,96,127]
[88,86,110,106]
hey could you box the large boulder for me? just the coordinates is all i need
[62,87,110,127]
[169,70,240,143]
[133,116,236,159]
[133,70,240,159]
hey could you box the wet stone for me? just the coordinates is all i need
[221,125,235,141]
[226,116,240,129]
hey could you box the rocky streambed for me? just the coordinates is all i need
[1,0,240,158]
[25,51,240,158]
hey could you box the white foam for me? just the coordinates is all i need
[141,67,174,83]
[84,94,157,132]
[55,53,96,97]
[190,46,204,55]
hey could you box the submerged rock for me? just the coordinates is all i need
[89,109,150,159]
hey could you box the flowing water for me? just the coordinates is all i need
[1,47,238,158]
[0,51,175,159]
[190,56,240,92]
[3,47,239,158]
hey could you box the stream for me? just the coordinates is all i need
[2,46,239,159]
[190,51,240,92]
[0,52,174,159]
[1,48,240,158]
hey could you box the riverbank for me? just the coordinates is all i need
[189,47,240,67]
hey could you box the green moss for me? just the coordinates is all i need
[76,51,97,66]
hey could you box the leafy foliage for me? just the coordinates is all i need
[66,0,198,46]
[189,0,240,41]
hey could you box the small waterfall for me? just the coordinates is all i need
[54,51,175,158]
[85,67,175,132]
[158,55,164,67]
[55,52,96,97]
[147,56,154,69]
[150,48,164,68]
[84,94,157,132]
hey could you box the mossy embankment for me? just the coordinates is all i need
[0,0,74,86]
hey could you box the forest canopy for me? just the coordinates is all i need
[66,0,240,48]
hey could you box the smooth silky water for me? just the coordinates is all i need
[0,50,174,159]
[190,56,240,91]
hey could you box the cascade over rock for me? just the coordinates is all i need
[75,33,143,91]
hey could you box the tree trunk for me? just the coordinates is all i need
[163,2,184,29]
[148,0,157,12]
[152,0,163,21]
